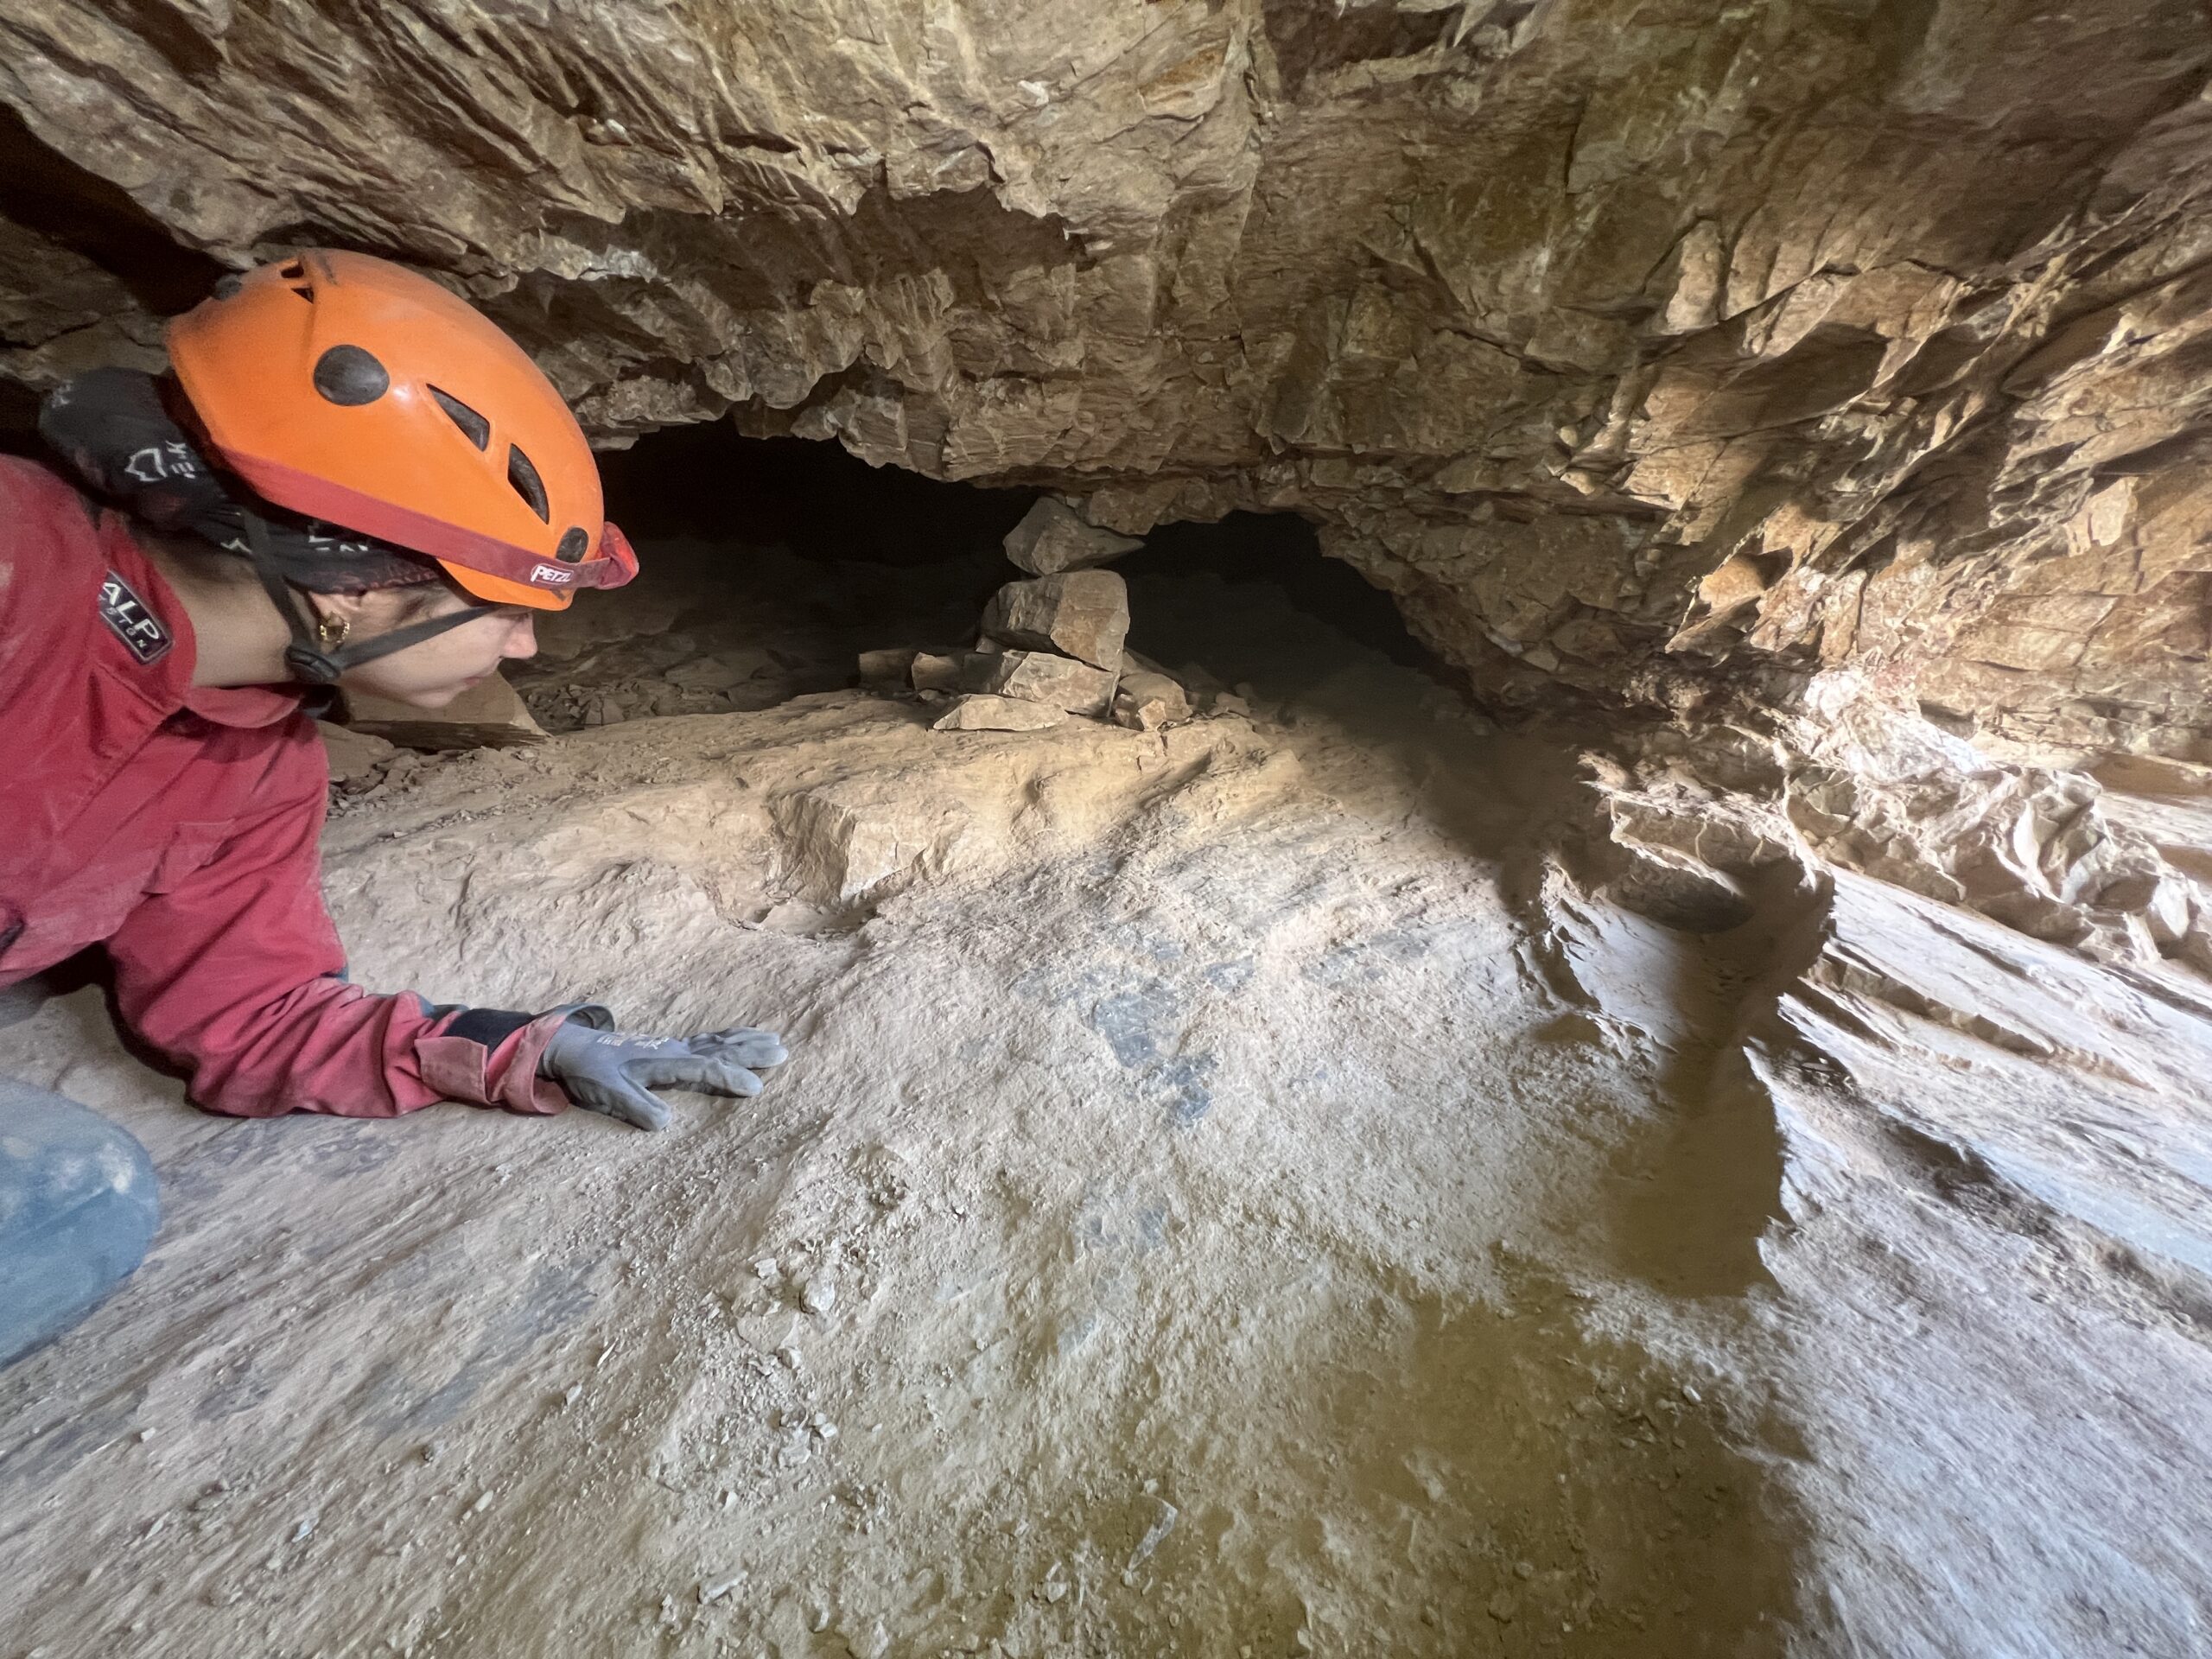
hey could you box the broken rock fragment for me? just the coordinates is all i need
[1002,498,1143,576]
[1113,671,1192,732]
[859,647,919,684]
[909,652,967,693]
[968,650,1117,715]
[931,695,1068,732]
[340,674,545,751]
[980,570,1129,672]
[666,647,775,692]
[316,720,399,785]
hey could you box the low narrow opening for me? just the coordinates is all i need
[506,423,1446,732]
[1116,511,1443,679]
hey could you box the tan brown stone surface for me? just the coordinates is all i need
[1002,498,1143,576]
[3,0,2208,760]
[968,647,1118,715]
[338,673,545,751]
[980,570,1130,672]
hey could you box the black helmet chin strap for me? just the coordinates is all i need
[240,511,488,684]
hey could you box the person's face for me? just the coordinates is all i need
[323,585,538,709]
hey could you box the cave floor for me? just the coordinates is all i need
[2,563,2209,1658]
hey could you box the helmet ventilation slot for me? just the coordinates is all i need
[430,386,492,450]
[507,444,550,521]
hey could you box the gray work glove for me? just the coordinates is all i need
[539,1006,789,1131]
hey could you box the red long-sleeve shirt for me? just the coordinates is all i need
[0,456,571,1118]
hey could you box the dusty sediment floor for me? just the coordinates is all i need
[4,582,2211,1657]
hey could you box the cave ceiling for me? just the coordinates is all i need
[3,0,2209,760]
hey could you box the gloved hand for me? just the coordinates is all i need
[539,1007,789,1131]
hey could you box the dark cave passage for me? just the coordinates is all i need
[581,421,1447,726]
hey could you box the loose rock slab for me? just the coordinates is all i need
[1002,499,1143,576]
[968,650,1117,716]
[859,647,919,684]
[909,652,968,693]
[981,571,1130,672]
[1113,670,1192,732]
[340,675,545,751]
[315,721,400,784]
[931,695,1067,733]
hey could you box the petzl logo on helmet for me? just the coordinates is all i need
[99,573,173,664]
[529,563,575,585]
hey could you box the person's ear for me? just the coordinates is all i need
[305,589,375,630]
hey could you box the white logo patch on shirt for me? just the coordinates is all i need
[99,572,173,664]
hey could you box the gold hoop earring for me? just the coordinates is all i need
[316,613,350,650]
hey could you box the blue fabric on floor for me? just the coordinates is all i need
[0,1081,159,1367]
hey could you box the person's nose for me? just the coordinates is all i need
[503,615,538,662]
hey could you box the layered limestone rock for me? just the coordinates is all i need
[932,692,1067,732]
[967,648,1117,715]
[4,0,2208,765]
[1002,498,1143,578]
[1577,687,2212,969]
[980,570,1130,673]
[1113,670,1194,733]
[339,677,545,752]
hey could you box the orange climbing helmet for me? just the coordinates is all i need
[165,249,636,611]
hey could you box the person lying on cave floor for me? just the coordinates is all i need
[0,250,788,1366]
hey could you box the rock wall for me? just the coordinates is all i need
[3,0,2209,759]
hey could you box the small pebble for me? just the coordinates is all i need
[801,1275,836,1315]
[470,1491,493,1516]
[563,1383,583,1408]
[701,1573,742,1604]
[1515,1560,1535,1580]
[1681,1382,1702,1403]
[778,1346,803,1370]
[753,1259,779,1281]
